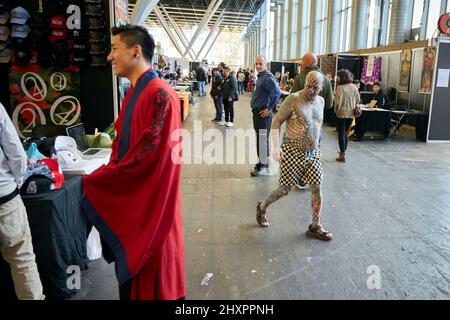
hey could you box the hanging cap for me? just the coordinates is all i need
[10,6,30,25]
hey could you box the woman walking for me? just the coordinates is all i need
[334,69,360,162]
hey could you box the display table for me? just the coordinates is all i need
[0,176,89,300]
[400,110,429,142]
[177,91,191,121]
[354,107,391,139]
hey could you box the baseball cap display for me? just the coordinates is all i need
[44,0,65,16]
[49,15,66,29]
[85,4,104,16]
[11,6,30,25]
[0,11,9,24]
[49,28,67,41]
[0,25,10,41]
[52,40,69,67]
[0,39,8,50]
[0,2,10,15]
[11,24,30,38]
[88,30,105,43]
[30,28,47,41]
[29,12,46,28]
[87,17,105,30]
[14,47,31,65]
[90,54,107,67]
[0,47,11,63]
[36,42,53,66]
[89,42,106,55]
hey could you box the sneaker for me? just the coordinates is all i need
[218,121,226,126]
[251,166,270,177]
[211,118,219,122]
[226,122,234,127]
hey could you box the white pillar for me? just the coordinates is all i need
[349,0,369,51]
[326,0,339,53]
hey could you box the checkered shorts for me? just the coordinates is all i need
[279,143,323,187]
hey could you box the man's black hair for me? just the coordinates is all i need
[111,24,155,64]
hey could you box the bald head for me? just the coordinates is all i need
[301,52,318,69]
[255,55,267,73]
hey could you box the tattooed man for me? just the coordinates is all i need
[256,71,332,241]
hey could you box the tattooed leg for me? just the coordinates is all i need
[310,184,322,227]
[260,185,291,211]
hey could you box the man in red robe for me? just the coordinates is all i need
[82,25,185,300]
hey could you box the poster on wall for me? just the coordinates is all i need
[320,54,337,80]
[9,64,81,138]
[398,49,412,92]
[114,0,130,111]
[114,0,128,26]
[420,47,436,93]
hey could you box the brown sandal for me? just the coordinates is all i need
[256,201,269,227]
[306,224,333,241]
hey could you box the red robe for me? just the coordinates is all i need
[82,69,185,300]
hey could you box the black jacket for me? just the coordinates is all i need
[196,67,207,82]
[210,75,224,96]
[222,74,238,99]
[373,91,390,110]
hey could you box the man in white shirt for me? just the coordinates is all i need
[0,102,44,299]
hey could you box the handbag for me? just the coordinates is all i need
[232,90,239,102]
[354,105,362,118]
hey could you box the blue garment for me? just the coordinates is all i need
[155,70,164,78]
[250,69,281,112]
[213,96,223,121]
[198,81,206,96]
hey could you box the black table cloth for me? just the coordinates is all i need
[355,109,391,139]
[0,175,89,300]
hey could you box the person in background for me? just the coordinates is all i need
[250,55,281,177]
[256,71,333,241]
[371,82,390,110]
[210,67,224,124]
[163,67,170,80]
[0,102,45,300]
[207,68,212,84]
[176,67,182,79]
[244,69,250,92]
[334,69,360,162]
[196,64,208,97]
[152,63,163,78]
[222,66,238,127]
[218,62,226,73]
[275,71,281,85]
[237,68,245,94]
[291,52,333,110]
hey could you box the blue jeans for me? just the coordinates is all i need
[198,81,206,96]
[237,81,244,94]
[213,96,223,121]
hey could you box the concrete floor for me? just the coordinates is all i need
[73,85,450,300]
